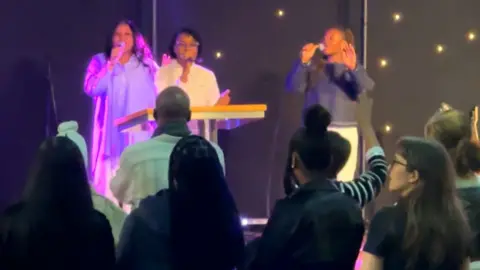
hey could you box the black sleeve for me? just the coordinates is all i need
[296,197,364,267]
[248,200,301,270]
[88,213,116,270]
[116,211,170,270]
[363,207,394,258]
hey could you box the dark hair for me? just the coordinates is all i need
[326,131,351,178]
[283,105,332,194]
[22,136,93,215]
[168,136,244,270]
[103,20,150,66]
[167,27,203,59]
[396,136,470,269]
[425,109,480,177]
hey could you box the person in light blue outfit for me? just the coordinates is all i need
[84,20,159,201]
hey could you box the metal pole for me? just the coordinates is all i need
[363,0,368,69]
[152,0,158,57]
[360,0,368,220]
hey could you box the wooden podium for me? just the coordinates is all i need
[114,104,267,143]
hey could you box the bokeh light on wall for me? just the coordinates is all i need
[275,9,285,18]
[435,44,445,54]
[214,51,223,59]
[378,58,389,68]
[467,31,477,42]
[383,123,392,134]
[392,12,402,23]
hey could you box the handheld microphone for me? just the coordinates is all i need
[316,43,325,51]
[116,41,125,48]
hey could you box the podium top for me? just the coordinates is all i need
[115,104,267,130]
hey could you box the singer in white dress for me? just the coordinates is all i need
[155,28,231,108]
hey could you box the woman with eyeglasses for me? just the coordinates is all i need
[84,20,158,201]
[361,137,471,270]
[155,28,231,107]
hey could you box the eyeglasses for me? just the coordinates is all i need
[391,159,407,167]
[175,42,199,49]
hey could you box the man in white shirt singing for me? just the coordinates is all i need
[155,28,230,107]
[110,86,226,210]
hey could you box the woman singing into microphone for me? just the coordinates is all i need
[84,20,158,200]
[155,28,231,107]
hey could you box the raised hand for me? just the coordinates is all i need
[161,54,171,66]
[471,106,478,126]
[215,89,231,106]
[355,91,373,128]
[300,43,319,64]
[342,44,357,70]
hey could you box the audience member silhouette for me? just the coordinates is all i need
[283,91,388,207]
[248,102,365,269]
[0,137,115,270]
[116,135,244,270]
[56,121,126,245]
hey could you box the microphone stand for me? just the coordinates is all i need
[45,57,59,137]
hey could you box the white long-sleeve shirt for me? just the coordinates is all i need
[154,59,220,106]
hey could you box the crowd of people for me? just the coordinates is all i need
[1,19,480,270]
[1,86,479,270]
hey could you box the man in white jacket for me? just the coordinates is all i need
[110,86,226,210]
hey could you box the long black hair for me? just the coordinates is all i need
[283,105,332,195]
[22,136,93,215]
[167,27,203,59]
[396,137,470,269]
[103,19,151,66]
[168,135,244,270]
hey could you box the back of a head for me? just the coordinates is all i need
[425,110,480,177]
[290,105,332,173]
[396,136,470,268]
[23,136,93,214]
[155,86,191,121]
[168,136,244,269]
[326,131,351,178]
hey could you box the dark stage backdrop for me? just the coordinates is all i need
[367,0,480,211]
[151,0,363,217]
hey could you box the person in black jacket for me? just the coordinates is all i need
[283,89,388,208]
[247,93,373,270]
[116,135,244,270]
[0,137,115,270]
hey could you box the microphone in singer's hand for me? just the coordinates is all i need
[117,41,125,48]
[317,43,325,51]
